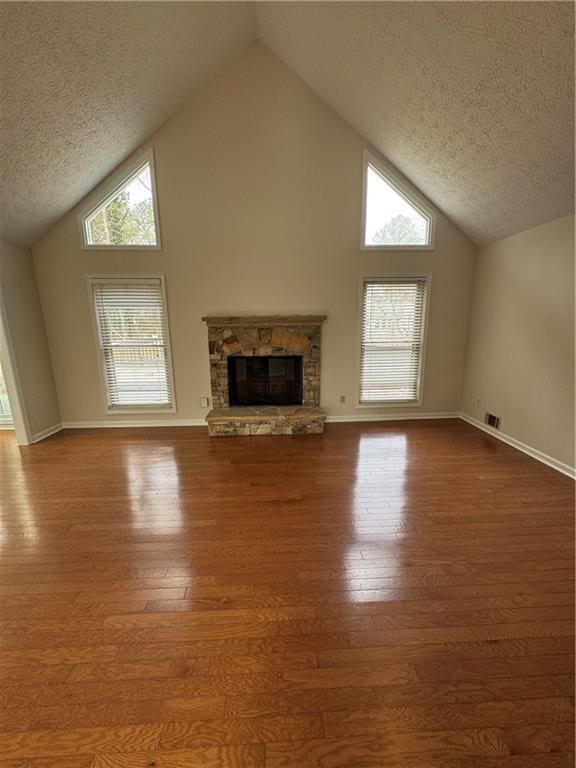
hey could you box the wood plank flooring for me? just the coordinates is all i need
[0,419,573,766]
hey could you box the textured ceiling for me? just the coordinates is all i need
[0,2,255,246]
[1,2,574,247]
[258,1,575,244]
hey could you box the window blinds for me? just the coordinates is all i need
[91,278,173,408]
[360,278,428,403]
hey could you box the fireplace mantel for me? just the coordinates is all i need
[202,315,326,327]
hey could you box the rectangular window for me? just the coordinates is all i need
[89,276,175,411]
[359,277,428,404]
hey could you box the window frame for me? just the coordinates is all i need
[79,148,162,251]
[0,363,13,426]
[356,273,432,408]
[361,148,436,251]
[86,274,176,414]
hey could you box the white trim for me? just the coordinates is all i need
[327,412,459,423]
[0,423,14,431]
[104,406,177,415]
[62,419,205,429]
[361,148,436,251]
[86,273,177,415]
[356,273,432,408]
[30,422,63,443]
[78,148,162,250]
[459,412,575,479]
[61,414,458,429]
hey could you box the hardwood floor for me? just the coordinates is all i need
[0,419,573,767]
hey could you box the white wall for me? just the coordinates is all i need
[0,241,61,440]
[462,213,575,470]
[33,44,477,426]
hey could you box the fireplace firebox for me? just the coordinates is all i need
[228,356,303,406]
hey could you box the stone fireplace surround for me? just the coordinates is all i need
[202,315,326,436]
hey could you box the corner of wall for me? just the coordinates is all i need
[458,214,575,473]
[0,240,62,443]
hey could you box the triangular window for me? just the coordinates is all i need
[363,152,434,249]
[81,151,160,248]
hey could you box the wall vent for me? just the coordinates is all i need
[485,412,501,430]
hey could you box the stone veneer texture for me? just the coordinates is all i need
[202,316,325,410]
[206,406,326,436]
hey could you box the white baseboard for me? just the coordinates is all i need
[459,412,575,479]
[0,422,14,431]
[62,419,206,429]
[30,422,63,443]
[62,413,460,429]
[326,412,460,423]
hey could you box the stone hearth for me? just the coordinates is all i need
[202,315,326,436]
[206,406,325,436]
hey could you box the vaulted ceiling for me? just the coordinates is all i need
[259,2,574,245]
[0,2,256,246]
[1,2,573,247]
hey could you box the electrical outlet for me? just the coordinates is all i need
[340,395,346,404]
[475,396,481,406]
[200,397,210,408]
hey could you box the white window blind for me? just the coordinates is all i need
[91,278,174,409]
[360,278,428,403]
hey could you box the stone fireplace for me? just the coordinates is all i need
[202,315,326,435]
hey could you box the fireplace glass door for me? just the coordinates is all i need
[228,356,303,406]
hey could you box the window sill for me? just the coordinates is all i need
[105,405,176,415]
[357,400,422,408]
[360,243,434,251]
[82,244,162,251]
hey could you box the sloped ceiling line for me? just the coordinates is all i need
[257,1,575,245]
[0,1,573,247]
[0,2,257,246]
